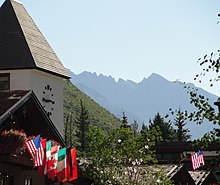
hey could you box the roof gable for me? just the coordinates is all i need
[0,0,70,79]
[0,90,65,146]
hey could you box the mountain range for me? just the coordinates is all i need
[68,70,218,139]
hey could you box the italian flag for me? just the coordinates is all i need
[57,148,68,182]
[44,141,52,175]
[47,145,59,179]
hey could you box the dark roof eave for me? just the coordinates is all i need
[36,67,71,79]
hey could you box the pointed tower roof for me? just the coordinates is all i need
[0,0,70,79]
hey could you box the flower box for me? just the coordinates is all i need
[0,130,27,154]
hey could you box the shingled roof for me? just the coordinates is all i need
[0,0,70,79]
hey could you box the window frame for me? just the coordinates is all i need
[0,73,10,91]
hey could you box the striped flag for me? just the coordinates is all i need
[25,135,44,166]
[191,151,205,170]
[38,139,46,175]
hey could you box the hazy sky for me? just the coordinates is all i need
[1,0,220,95]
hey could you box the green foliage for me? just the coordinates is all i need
[148,113,176,142]
[76,99,90,152]
[171,47,220,172]
[64,80,121,132]
[79,126,172,185]
[64,114,78,147]
[121,111,129,128]
[63,81,172,184]
[130,120,139,138]
[140,124,163,143]
[185,86,218,125]
[173,108,191,142]
[177,50,220,142]
[181,50,220,128]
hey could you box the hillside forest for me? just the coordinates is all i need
[62,80,199,184]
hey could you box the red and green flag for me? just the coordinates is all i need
[57,148,68,182]
[44,140,52,175]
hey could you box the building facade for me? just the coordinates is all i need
[0,0,70,135]
[0,0,71,184]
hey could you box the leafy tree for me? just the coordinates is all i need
[171,50,220,147]
[164,16,220,176]
[76,99,90,152]
[80,125,172,185]
[148,113,176,142]
[140,122,163,143]
[173,108,191,142]
[170,50,220,184]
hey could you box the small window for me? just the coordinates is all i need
[24,178,32,185]
[0,73,9,91]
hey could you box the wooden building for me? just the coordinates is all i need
[0,0,70,135]
[0,0,76,184]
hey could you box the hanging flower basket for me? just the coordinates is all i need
[0,129,27,154]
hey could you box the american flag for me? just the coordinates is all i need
[191,151,205,170]
[25,135,44,166]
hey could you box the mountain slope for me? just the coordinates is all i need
[63,80,121,131]
[69,70,218,138]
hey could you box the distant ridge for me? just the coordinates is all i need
[68,70,218,138]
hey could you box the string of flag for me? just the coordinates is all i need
[25,135,78,182]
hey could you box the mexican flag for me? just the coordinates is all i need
[44,140,52,175]
[57,148,68,182]
[47,145,59,179]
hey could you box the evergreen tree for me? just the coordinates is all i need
[140,122,163,143]
[121,111,130,129]
[149,113,176,142]
[64,114,69,145]
[76,99,90,152]
[140,122,148,133]
[174,108,191,142]
[64,113,77,147]
[130,120,138,138]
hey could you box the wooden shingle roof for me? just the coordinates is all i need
[0,0,70,79]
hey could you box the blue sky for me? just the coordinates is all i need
[1,0,220,95]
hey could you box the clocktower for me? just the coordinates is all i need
[0,0,70,135]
